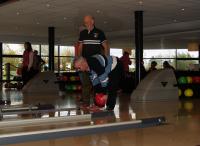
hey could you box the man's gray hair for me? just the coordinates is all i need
[74,56,85,65]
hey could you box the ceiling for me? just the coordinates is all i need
[0,0,200,48]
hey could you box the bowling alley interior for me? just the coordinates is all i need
[0,0,200,146]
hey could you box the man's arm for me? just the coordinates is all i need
[77,42,83,57]
[99,29,109,56]
[28,51,34,71]
[87,57,107,94]
[102,40,109,56]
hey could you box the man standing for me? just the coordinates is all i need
[74,55,123,110]
[77,15,109,106]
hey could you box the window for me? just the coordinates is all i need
[41,45,49,56]
[143,59,176,70]
[130,49,135,58]
[2,58,23,80]
[54,46,75,72]
[60,46,75,57]
[177,49,198,58]
[129,59,135,72]
[3,43,24,55]
[143,49,176,58]
[110,48,122,58]
[177,60,199,71]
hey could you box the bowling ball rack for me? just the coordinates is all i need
[175,71,200,99]
[55,72,81,92]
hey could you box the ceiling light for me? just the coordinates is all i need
[104,21,107,24]
[36,22,40,25]
[181,8,185,11]
[16,12,20,15]
[173,19,177,22]
[46,3,50,7]
[96,10,100,13]
[138,1,143,5]
[63,17,67,20]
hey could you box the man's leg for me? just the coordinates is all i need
[106,62,122,110]
[80,72,92,105]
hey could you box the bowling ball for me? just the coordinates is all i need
[69,85,73,90]
[59,76,64,81]
[192,76,200,83]
[72,85,76,90]
[70,85,74,90]
[77,85,82,90]
[184,101,194,112]
[70,76,76,81]
[63,76,68,81]
[178,89,182,97]
[65,85,70,90]
[95,93,107,108]
[184,88,193,97]
[75,76,80,81]
[178,76,187,84]
[186,76,193,84]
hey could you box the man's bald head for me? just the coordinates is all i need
[74,57,89,72]
[83,15,95,31]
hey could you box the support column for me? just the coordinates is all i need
[135,11,143,86]
[48,27,55,71]
[0,42,2,82]
[199,45,200,71]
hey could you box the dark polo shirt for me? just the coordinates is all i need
[79,27,107,58]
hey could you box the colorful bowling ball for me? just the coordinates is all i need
[192,76,200,83]
[69,85,73,90]
[178,76,187,84]
[69,76,73,81]
[59,76,64,81]
[65,85,71,90]
[186,76,193,84]
[72,85,77,90]
[95,93,107,108]
[71,85,74,90]
[178,89,182,97]
[75,76,80,81]
[63,76,68,81]
[77,85,82,90]
[184,88,193,97]
[184,101,194,112]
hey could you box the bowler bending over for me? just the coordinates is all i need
[74,54,123,110]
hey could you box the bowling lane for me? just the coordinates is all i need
[1,89,200,146]
[0,90,140,145]
[5,100,200,146]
